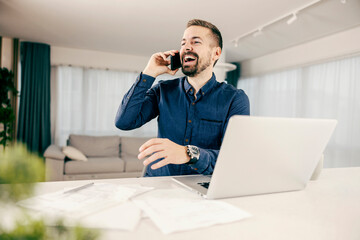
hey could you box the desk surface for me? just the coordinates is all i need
[33,167,360,240]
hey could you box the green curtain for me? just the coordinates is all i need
[17,42,51,155]
[226,62,241,88]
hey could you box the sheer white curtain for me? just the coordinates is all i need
[238,55,360,168]
[52,66,158,146]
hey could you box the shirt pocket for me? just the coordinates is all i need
[197,118,223,149]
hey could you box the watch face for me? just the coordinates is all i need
[186,145,200,165]
[189,146,200,158]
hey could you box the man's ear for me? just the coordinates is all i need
[213,47,222,62]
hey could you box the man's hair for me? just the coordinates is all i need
[186,19,222,66]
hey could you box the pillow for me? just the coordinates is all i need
[62,146,88,161]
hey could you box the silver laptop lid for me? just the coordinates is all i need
[206,116,337,199]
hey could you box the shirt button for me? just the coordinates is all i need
[185,139,189,142]
[188,120,192,123]
[143,79,146,82]
[192,102,195,105]
[194,168,198,171]
[202,92,204,95]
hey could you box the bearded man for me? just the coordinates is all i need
[115,19,250,177]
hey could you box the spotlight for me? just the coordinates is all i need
[253,28,263,37]
[233,39,239,47]
[287,13,298,25]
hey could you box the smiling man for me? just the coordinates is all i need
[115,19,250,177]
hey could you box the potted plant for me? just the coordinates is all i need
[0,144,100,239]
[0,67,18,150]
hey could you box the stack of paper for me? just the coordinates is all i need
[17,183,153,231]
[17,183,251,233]
[133,188,252,234]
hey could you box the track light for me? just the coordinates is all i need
[287,13,298,25]
[230,0,321,44]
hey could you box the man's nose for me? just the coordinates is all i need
[184,42,192,51]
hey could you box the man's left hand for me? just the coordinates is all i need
[138,138,190,169]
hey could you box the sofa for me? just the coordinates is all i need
[44,134,324,182]
[44,134,152,181]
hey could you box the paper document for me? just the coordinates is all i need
[133,188,252,234]
[17,183,153,230]
[69,201,142,231]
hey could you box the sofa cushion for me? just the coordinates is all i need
[62,146,88,161]
[121,136,152,157]
[64,157,125,174]
[69,135,120,157]
[122,153,144,172]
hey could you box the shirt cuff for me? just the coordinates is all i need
[136,72,156,88]
[188,148,211,174]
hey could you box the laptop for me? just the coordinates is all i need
[172,116,337,199]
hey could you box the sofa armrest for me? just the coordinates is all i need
[44,145,66,160]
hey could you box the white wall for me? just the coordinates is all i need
[241,25,360,77]
[51,46,149,72]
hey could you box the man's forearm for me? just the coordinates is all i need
[115,73,158,130]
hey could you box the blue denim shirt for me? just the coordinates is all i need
[115,72,250,177]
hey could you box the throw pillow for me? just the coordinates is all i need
[62,146,88,161]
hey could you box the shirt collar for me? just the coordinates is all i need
[183,73,217,95]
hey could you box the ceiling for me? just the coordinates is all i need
[1,0,360,62]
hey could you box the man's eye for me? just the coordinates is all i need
[181,43,185,46]
[194,41,201,44]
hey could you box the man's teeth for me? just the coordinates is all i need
[185,56,196,62]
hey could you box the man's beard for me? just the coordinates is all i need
[181,52,212,77]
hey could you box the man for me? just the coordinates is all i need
[115,19,249,177]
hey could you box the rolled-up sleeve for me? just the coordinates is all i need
[115,73,159,130]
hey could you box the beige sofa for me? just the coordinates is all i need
[44,135,152,181]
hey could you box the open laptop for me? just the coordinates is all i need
[172,116,337,199]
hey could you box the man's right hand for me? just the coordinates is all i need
[143,50,179,78]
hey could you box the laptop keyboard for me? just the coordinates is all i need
[198,182,210,189]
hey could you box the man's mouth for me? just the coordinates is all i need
[183,54,197,66]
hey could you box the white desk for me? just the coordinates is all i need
[32,167,360,240]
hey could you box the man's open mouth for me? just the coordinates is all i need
[183,55,197,66]
[184,56,196,62]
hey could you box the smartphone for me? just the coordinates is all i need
[170,52,181,70]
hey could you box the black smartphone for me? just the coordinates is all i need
[170,52,181,70]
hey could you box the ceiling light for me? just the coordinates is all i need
[340,0,346,3]
[233,39,239,47]
[287,13,298,25]
[253,28,263,37]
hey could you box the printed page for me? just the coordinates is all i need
[17,183,153,231]
[133,188,252,234]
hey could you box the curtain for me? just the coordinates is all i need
[52,66,159,146]
[226,62,241,88]
[238,55,360,168]
[17,42,51,154]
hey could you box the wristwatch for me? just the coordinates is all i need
[186,145,200,165]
